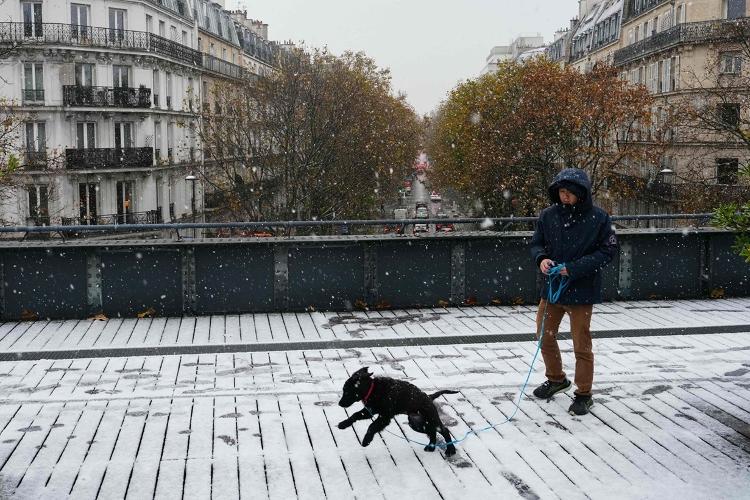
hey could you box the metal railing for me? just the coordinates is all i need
[62,85,151,108]
[23,150,47,167]
[65,147,153,170]
[614,17,750,66]
[0,22,202,66]
[61,210,161,226]
[0,214,716,236]
[202,53,247,80]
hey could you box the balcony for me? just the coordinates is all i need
[24,150,47,167]
[202,53,247,80]
[62,85,151,108]
[0,22,202,67]
[22,89,44,104]
[65,147,153,170]
[614,17,750,66]
[61,210,161,226]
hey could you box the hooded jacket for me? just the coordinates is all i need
[530,168,618,304]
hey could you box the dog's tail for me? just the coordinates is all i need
[429,390,459,400]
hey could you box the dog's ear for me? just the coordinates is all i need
[354,367,372,378]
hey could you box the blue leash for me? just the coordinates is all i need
[365,263,569,450]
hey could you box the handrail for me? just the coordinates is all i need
[0,214,715,234]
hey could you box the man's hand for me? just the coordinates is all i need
[540,259,555,274]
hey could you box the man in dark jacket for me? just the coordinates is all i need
[530,168,618,415]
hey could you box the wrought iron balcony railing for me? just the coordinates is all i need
[61,210,161,226]
[0,22,202,67]
[614,17,750,66]
[65,147,153,170]
[24,150,47,167]
[202,53,247,79]
[62,85,151,108]
[22,89,44,104]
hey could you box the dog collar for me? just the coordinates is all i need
[361,380,375,405]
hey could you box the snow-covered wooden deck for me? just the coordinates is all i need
[0,299,749,499]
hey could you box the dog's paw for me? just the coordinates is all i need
[445,445,457,457]
[337,420,350,430]
[361,433,373,447]
[424,444,436,452]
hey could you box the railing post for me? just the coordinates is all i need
[700,234,712,297]
[182,247,197,314]
[86,251,102,315]
[450,241,466,305]
[363,242,378,305]
[618,240,633,299]
[274,244,289,310]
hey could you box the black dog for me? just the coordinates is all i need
[337,367,458,457]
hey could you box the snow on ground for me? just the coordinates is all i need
[0,302,749,499]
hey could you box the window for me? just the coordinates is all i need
[159,20,165,37]
[28,184,49,223]
[717,158,739,184]
[116,181,134,223]
[187,77,194,111]
[153,70,160,107]
[166,72,172,109]
[154,121,162,161]
[75,63,94,86]
[718,103,740,128]
[182,30,188,46]
[22,2,43,37]
[79,183,98,224]
[114,122,133,149]
[113,65,129,87]
[720,52,742,74]
[676,4,685,23]
[146,14,153,33]
[76,122,96,149]
[71,4,90,38]
[108,8,126,42]
[25,122,45,152]
[167,123,174,162]
[724,0,746,19]
[23,62,44,103]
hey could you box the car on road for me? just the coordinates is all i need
[430,191,442,202]
[435,212,454,232]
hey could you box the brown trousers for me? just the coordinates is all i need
[535,299,594,396]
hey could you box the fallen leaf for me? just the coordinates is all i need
[137,307,156,319]
[89,313,108,321]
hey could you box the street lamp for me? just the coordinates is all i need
[185,173,197,237]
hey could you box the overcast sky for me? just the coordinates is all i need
[225,0,579,115]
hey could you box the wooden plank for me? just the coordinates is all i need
[124,399,172,500]
[211,396,241,500]
[235,395,270,500]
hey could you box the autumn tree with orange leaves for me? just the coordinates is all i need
[428,58,659,217]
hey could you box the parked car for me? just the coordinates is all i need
[435,212,454,232]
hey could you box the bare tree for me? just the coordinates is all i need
[198,47,421,226]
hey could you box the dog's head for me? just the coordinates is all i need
[338,367,373,408]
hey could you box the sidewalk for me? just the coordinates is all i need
[0,299,749,499]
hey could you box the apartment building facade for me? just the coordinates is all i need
[613,0,750,190]
[0,0,279,229]
[0,0,206,227]
[547,0,750,216]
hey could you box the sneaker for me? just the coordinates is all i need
[533,378,571,399]
[568,395,593,415]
